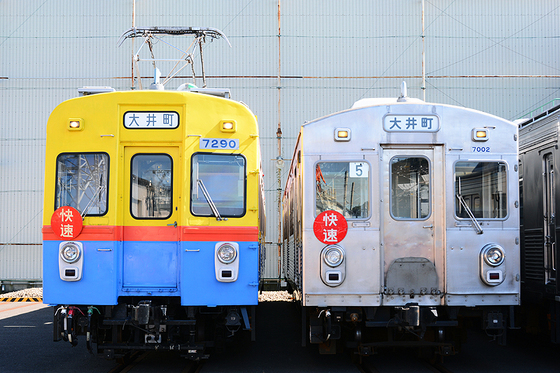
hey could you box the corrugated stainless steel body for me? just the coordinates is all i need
[0,1,558,282]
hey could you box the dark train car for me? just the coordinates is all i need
[518,102,560,342]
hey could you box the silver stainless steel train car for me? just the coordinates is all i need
[518,101,560,342]
[282,84,520,356]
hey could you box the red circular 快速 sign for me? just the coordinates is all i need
[313,210,348,244]
[51,206,83,240]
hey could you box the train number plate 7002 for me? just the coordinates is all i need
[200,138,240,150]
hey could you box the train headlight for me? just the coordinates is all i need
[323,245,344,267]
[60,242,81,263]
[217,243,237,264]
[482,244,505,266]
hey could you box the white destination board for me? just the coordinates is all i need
[383,115,439,132]
[124,112,179,129]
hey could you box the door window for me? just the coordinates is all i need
[390,157,430,219]
[131,154,172,219]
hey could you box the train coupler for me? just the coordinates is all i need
[483,310,507,345]
[225,308,242,335]
[485,311,505,330]
[437,344,455,356]
[356,344,374,356]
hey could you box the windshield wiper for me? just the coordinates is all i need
[79,185,106,218]
[197,179,227,221]
[456,177,483,234]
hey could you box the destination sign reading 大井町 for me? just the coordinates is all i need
[383,115,439,132]
[124,112,179,129]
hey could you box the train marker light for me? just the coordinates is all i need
[472,128,488,141]
[486,270,503,284]
[335,128,351,141]
[68,118,84,131]
[220,120,236,133]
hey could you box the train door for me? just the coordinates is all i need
[122,147,181,292]
[543,151,556,285]
[380,146,445,301]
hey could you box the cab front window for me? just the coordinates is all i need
[55,153,109,216]
[191,153,246,217]
[455,161,507,219]
[315,161,369,218]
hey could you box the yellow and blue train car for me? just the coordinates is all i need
[42,88,264,359]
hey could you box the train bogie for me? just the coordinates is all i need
[283,84,520,356]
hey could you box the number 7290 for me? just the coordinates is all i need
[200,138,240,150]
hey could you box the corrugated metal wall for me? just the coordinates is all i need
[1,0,559,282]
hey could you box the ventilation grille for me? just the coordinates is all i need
[523,229,545,282]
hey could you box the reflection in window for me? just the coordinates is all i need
[316,162,369,218]
[455,162,507,219]
[56,153,109,215]
[391,157,429,219]
[131,154,172,219]
[191,154,246,217]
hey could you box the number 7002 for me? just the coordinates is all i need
[472,146,490,152]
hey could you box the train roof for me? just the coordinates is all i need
[302,98,513,131]
[351,97,424,109]
[517,101,560,129]
[302,83,513,130]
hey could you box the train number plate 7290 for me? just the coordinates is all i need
[200,138,240,150]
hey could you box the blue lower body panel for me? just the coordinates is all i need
[123,242,178,289]
[43,239,259,307]
[43,240,119,305]
[180,241,259,306]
